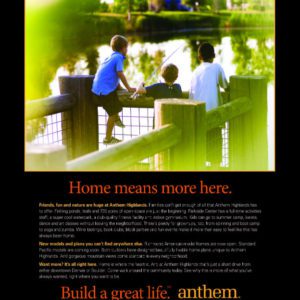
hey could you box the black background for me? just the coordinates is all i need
[26,172,277,300]
[7,0,292,299]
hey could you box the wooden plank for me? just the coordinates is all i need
[117,90,155,108]
[25,143,67,171]
[182,91,189,99]
[117,90,191,108]
[249,76,268,170]
[229,76,268,170]
[229,77,252,170]
[155,99,206,170]
[220,91,230,104]
[195,101,207,169]
[59,76,99,159]
[206,96,252,131]
[96,89,190,109]
[25,94,75,120]
[66,124,181,171]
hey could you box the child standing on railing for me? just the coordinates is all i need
[92,35,136,145]
[189,42,229,169]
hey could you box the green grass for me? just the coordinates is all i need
[228,12,274,27]
[130,12,222,32]
[96,11,274,32]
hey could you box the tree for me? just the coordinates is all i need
[112,0,148,13]
[99,1,109,12]
[247,0,274,11]
[230,31,274,81]
[86,47,99,75]
[81,0,100,14]
[59,0,100,14]
[231,0,244,9]
[230,0,274,11]
[212,0,227,11]
[135,49,165,84]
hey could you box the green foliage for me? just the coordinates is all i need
[134,12,220,32]
[231,0,243,8]
[59,0,100,14]
[138,50,165,84]
[231,30,274,81]
[231,0,274,11]
[112,0,148,13]
[229,12,274,27]
[99,1,110,12]
[26,7,125,99]
[212,0,227,11]
[26,118,48,142]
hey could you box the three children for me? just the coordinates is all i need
[92,36,228,168]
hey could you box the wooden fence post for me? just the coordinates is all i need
[229,76,268,170]
[155,99,206,171]
[59,75,98,159]
[25,143,67,171]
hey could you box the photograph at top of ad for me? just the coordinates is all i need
[25,0,275,172]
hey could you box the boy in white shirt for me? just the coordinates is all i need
[189,43,229,168]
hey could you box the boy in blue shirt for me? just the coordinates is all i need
[135,64,182,99]
[92,35,136,144]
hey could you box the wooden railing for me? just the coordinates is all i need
[67,124,181,171]
[25,75,268,171]
[25,94,75,120]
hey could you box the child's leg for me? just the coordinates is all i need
[102,90,123,140]
[106,114,119,140]
[115,114,125,128]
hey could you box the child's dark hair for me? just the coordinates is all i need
[110,35,128,52]
[198,43,215,61]
[160,64,179,83]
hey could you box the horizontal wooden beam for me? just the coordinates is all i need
[25,143,67,171]
[67,124,181,171]
[117,90,155,108]
[119,90,228,107]
[26,94,75,120]
[206,96,252,131]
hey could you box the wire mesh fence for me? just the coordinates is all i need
[25,106,230,171]
[206,122,230,169]
[221,122,230,168]
[98,106,230,170]
[98,107,155,148]
[26,112,72,155]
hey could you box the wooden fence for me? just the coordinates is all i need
[25,75,268,171]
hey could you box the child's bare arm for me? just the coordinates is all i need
[117,71,136,92]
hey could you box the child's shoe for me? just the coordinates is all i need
[103,137,122,145]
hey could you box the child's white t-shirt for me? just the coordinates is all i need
[189,62,228,111]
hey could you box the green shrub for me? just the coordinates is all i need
[229,13,274,27]
[134,12,221,32]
